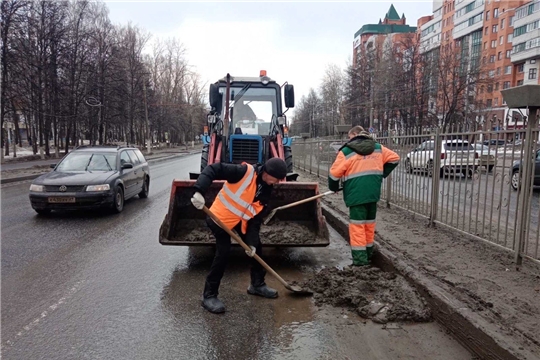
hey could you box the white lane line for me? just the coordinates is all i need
[1,281,84,351]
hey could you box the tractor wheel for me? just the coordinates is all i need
[284,146,293,174]
[200,145,209,172]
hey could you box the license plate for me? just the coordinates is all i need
[48,197,76,203]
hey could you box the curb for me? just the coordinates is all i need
[0,151,201,185]
[321,203,532,360]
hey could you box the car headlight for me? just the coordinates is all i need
[86,184,110,192]
[29,184,45,192]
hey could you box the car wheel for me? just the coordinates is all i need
[112,186,124,213]
[139,177,149,198]
[511,170,520,191]
[426,160,434,177]
[405,158,413,174]
[34,208,51,215]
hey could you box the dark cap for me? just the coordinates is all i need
[264,158,287,179]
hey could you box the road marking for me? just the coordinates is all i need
[1,281,84,351]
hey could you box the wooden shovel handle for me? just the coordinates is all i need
[273,190,335,212]
[202,206,290,288]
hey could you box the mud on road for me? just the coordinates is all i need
[299,265,432,324]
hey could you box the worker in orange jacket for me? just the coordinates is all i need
[191,158,288,314]
[329,126,400,265]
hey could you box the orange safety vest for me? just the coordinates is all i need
[210,163,264,234]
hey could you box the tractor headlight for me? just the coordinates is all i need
[29,184,45,192]
[261,76,270,85]
[278,116,286,125]
[86,184,110,192]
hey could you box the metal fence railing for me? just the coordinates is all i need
[292,128,540,264]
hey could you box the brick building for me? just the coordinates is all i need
[353,5,418,68]
[418,0,534,133]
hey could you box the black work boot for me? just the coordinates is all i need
[247,284,278,299]
[201,297,226,314]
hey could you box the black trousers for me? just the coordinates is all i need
[203,217,266,298]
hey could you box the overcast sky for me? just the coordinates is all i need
[105,1,434,103]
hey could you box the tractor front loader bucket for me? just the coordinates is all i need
[159,181,329,247]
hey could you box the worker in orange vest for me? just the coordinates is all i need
[191,158,288,314]
[329,126,400,266]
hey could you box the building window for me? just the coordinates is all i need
[489,70,495,77]
[491,40,497,48]
[506,50,511,58]
[498,51,502,60]
[501,18,505,29]
[484,41,487,49]
[529,68,537,79]
[490,55,496,62]
[486,11,490,20]
[487,99,493,107]
[507,34,513,43]
[496,67,501,75]
[531,59,537,64]
[518,63,525,72]
[500,36,504,45]
[488,84,494,92]
[492,25,498,33]
[495,82,500,90]
[517,80,524,86]
[503,81,511,89]
[485,26,489,35]
[494,98,499,106]
[504,65,512,74]
[509,16,514,26]
[494,8,499,18]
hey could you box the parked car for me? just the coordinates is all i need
[405,139,478,177]
[483,139,507,147]
[510,149,540,190]
[471,143,497,172]
[315,142,342,163]
[29,146,150,215]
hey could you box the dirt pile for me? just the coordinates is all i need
[172,219,325,245]
[302,266,432,323]
[261,221,325,245]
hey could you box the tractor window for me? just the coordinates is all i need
[222,86,278,136]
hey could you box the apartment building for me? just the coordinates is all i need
[418,0,530,131]
[511,0,540,84]
[353,4,417,68]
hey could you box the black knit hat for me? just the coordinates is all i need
[264,158,287,179]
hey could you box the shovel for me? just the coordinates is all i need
[202,205,312,295]
[263,189,340,225]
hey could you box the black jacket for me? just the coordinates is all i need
[193,163,273,246]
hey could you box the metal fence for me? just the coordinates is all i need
[292,128,540,264]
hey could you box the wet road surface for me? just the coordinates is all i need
[2,154,471,359]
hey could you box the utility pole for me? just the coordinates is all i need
[370,75,374,130]
[143,81,150,155]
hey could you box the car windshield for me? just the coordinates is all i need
[56,153,116,172]
[444,142,473,150]
[221,86,278,136]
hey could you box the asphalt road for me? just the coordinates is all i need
[1,154,470,359]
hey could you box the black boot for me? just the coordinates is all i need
[202,297,226,314]
[247,284,278,299]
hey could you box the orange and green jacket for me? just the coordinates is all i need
[328,135,400,206]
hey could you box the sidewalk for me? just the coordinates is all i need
[297,169,540,360]
[0,146,202,184]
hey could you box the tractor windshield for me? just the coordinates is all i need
[221,86,277,136]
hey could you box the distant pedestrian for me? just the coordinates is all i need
[328,126,400,266]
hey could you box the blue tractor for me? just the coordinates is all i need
[190,71,297,180]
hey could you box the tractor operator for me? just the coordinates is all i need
[190,158,288,314]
